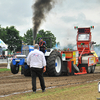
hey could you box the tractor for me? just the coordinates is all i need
[10,26,98,76]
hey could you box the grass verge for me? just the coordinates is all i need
[1,82,100,100]
[0,67,21,72]
[0,68,11,72]
[96,64,100,66]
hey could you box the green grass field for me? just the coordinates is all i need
[0,67,21,72]
[96,64,100,66]
[0,82,100,100]
[0,68,11,72]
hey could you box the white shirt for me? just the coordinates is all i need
[27,49,46,68]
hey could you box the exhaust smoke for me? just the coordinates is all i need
[32,0,56,44]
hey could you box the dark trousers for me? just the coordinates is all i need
[31,67,45,91]
[40,47,45,53]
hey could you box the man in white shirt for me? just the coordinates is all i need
[27,44,46,93]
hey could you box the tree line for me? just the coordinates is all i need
[0,25,57,52]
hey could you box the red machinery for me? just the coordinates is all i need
[74,26,98,74]
[56,26,98,76]
[59,26,98,76]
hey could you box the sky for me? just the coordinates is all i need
[0,0,100,47]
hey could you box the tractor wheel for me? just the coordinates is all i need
[91,66,95,73]
[87,66,91,73]
[11,61,19,74]
[21,65,24,74]
[47,50,63,76]
[23,63,31,76]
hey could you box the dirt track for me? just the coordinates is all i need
[0,66,100,96]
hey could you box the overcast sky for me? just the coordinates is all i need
[0,0,100,47]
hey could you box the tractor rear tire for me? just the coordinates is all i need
[47,50,63,76]
[91,66,95,73]
[21,65,24,74]
[23,63,31,76]
[11,61,19,74]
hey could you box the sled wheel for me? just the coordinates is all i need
[91,65,95,73]
[87,66,91,73]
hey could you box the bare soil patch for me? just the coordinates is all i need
[0,63,7,68]
[0,66,100,96]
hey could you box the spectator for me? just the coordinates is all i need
[27,44,46,93]
[2,50,5,59]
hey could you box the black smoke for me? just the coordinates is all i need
[32,0,55,41]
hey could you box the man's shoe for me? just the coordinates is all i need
[42,90,45,92]
[33,91,36,93]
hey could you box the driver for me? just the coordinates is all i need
[39,39,46,53]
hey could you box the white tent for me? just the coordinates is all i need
[0,39,8,50]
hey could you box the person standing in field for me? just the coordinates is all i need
[27,44,46,93]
